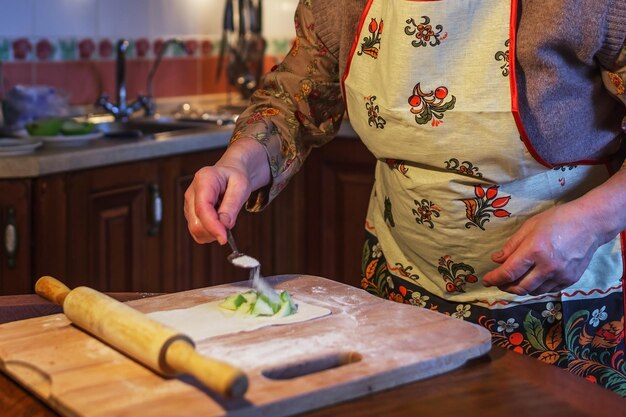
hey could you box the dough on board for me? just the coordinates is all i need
[148,299,331,342]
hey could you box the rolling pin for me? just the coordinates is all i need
[35,276,248,398]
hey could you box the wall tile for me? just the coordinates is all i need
[33,0,97,38]
[34,61,101,104]
[1,0,300,105]
[0,0,34,37]
[263,0,298,38]
[199,56,230,95]
[150,0,214,37]
[2,62,35,91]
[96,0,152,39]
[151,58,200,97]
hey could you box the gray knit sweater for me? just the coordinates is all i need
[312,0,626,164]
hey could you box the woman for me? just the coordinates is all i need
[185,0,626,393]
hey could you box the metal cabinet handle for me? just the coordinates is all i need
[4,207,18,268]
[148,183,162,236]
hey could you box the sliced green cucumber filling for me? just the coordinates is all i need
[218,290,298,317]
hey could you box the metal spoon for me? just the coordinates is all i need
[226,229,280,304]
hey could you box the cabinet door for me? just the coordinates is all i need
[63,161,161,292]
[0,180,32,294]
[34,175,67,285]
[305,137,376,287]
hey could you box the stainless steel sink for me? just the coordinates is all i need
[85,116,221,139]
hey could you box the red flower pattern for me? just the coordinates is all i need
[36,39,53,60]
[184,39,198,56]
[78,39,95,59]
[358,17,383,59]
[135,38,150,58]
[438,255,477,293]
[201,40,213,56]
[12,38,32,60]
[462,185,511,230]
[153,38,164,56]
[99,39,113,58]
[408,83,456,127]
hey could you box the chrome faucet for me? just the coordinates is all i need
[142,38,186,117]
[97,39,150,121]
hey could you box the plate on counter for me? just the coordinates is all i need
[0,138,43,156]
[35,131,104,147]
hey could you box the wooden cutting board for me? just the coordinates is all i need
[0,275,491,417]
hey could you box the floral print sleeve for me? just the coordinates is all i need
[232,0,344,211]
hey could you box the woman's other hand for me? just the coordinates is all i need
[482,202,602,295]
[483,166,626,296]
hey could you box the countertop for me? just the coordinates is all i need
[0,115,359,180]
[1,294,624,417]
[0,126,233,179]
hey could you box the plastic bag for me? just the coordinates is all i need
[1,85,69,131]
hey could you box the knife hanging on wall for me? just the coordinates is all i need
[215,0,234,81]
[227,0,247,87]
[252,0,266,85]
[227,0,260,98]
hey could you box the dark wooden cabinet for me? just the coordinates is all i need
[0,180,32,294]
[66,161,161,292]
[304,137,376,288]
[34,162,162,291]
[33,154,230,293]
[1,134,375,295]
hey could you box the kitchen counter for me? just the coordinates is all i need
[1,294,623,417]
[0,109,359,179]
[0,126,233,179]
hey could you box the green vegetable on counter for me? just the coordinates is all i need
[26,119,96,136]
[219,290,298,317]
[60,120,95,136]
[26,118,63,136]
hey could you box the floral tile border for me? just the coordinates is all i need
[0,36,294,62]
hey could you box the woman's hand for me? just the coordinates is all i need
[184,138,270,245]
[184,163,251,245]
[483,167,626,295]
[482,202,602,295]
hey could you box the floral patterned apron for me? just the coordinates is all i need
[342,0,626,394]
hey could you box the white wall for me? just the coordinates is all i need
[0,0,299,41]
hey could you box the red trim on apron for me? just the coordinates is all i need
[621,231,626,320]
[508,0,553,168]
[508,0,616,168]
[341,0,376,120]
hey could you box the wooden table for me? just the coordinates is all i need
[1,294,624,417]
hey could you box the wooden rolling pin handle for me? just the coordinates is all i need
[34,276,249,399]
[35,276,71,306]
[165,340,249,398]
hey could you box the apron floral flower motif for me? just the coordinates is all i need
[343,0,626,394]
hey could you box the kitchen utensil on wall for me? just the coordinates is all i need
[247,0,267,90]
[217,0,266,100]
[227,0,257,98]
[216,0,235,82]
